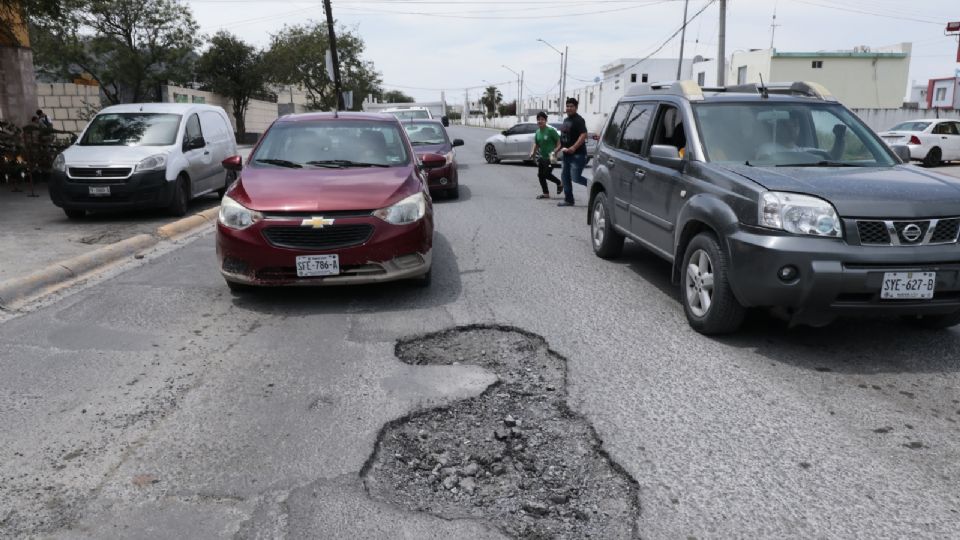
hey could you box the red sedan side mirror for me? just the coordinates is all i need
[222,155,243,172]
[420,153,446,170]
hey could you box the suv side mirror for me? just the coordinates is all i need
[452,139,464,147]
[649,144,684,171]
[221,155,243,172]
[890,144,911,163]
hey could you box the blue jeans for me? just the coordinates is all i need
[561,152,588,203]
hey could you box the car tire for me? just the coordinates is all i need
[414,269,432,288]
[169,175,189,217]
[448,184,460,199]
[217,171,235,199]
[226,280,254,293]
[590,192,624,259]
[680,232,746,335]
[484,144,500,164]
[923,147,942,168]
[902,311,960,330]
[63,208,86,220]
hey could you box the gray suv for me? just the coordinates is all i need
[588,81,960,334]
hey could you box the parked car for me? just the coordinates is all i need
[402,119,464,199]
[588,80,960,334]
[484,122,597,165]
[49,103,238,219]
[384,106,450,127]
[877,119,960,167]
[217,112,438,290]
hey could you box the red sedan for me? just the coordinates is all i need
[216,112,445,290]
[402,119,464,198]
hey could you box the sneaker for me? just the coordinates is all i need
[557,201,575,207]
[556,184,563,195]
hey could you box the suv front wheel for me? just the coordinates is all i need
[591,192,624,258]
[681,232,745,334]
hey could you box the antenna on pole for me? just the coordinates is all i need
[770,2,781,50]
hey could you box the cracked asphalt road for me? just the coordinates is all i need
[1,126,959,539]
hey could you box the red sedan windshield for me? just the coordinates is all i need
[252,120,411,167]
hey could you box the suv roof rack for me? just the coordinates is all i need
[625,80,836,102]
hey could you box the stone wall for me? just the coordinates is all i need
[35,83,101,133]
[0,46,38,127]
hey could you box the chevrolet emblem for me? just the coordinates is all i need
[301,217,335,229]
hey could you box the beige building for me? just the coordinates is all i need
[695,43,912,109]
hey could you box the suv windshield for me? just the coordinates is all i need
[693,102,896,167]
[252,120,410,168]
[403,123,448,146]
[391,110,431,121]
[79,113,182,146]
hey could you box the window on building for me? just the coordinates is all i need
[630,73,637,83]
[737,66,747,85]
[641,73,649,83]
[935,87,947,101]
[812,61,823,69]
[697,72,705,86]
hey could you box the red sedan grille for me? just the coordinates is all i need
[261,224,374,251]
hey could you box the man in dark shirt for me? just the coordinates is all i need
[555,97,588,206]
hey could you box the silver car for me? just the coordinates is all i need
[483,122,597,164]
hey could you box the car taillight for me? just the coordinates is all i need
[909,135,921,145]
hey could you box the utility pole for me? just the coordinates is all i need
[677,0,690,80]
[769,5,780,50]
[322,0,345,111]
[717,0,727,86]
[561,46,569,108]
[519,70,524,121]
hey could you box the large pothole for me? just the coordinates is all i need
[362,325,639,539]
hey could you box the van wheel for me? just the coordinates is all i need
[63,208,86,220]
[681,232,745,335]
[484,144,500,164]
[169,175,189,217]
[591,192,623,259]
[901,311,960,330]
[923,147,942,167]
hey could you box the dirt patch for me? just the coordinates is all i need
[362,325,639,539]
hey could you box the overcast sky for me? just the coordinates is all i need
[185,0,959,103]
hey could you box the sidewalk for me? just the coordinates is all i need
[0,146,253,304]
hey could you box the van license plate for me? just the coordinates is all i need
[88,186,110,197]
[881,272,935,300]
[296,254,340,277]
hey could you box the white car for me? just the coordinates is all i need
[49,103,238,219]
[483,122,598,164]
[878,119,960,167]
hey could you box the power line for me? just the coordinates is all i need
[616,0,716,76]
[335,1,671,20]
[787,0,942,26]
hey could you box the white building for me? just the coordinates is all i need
[693,43,912,108]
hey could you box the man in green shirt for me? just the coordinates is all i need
[529,111,562,199]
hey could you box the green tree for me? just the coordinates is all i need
[1,0,72,46]
[380,89,414,104]
[264,22,381,111]
[30,0,201,104]
[196,31,268,138]
[480,86,502,119]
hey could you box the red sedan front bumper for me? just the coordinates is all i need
[426,163,458,192]
[217,212,433,286]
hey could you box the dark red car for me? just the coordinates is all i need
[216,112,445,290]
[402,119,464,198]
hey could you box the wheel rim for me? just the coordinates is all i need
[685,249,715,318]
[592,199,606,248]
[484,145,497,162]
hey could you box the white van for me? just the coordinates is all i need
[50,103,239,218]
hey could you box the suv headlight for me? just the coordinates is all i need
[759,191,841,238]
[135,154,167,172]
[374,192,426,225]
[219,195,262,230]
[52,153,65,172]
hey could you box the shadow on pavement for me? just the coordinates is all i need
[611,240,960,374]
[434,185,472,204]
[229,232,462,316]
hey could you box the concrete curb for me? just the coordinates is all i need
[0,206,220,310]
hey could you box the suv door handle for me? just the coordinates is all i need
[634,169,646,180]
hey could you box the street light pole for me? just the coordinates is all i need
[537,38,565,115]
[322,0,344,111]
[502,65,522,120]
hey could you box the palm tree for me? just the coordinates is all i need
[480,86,502,119]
